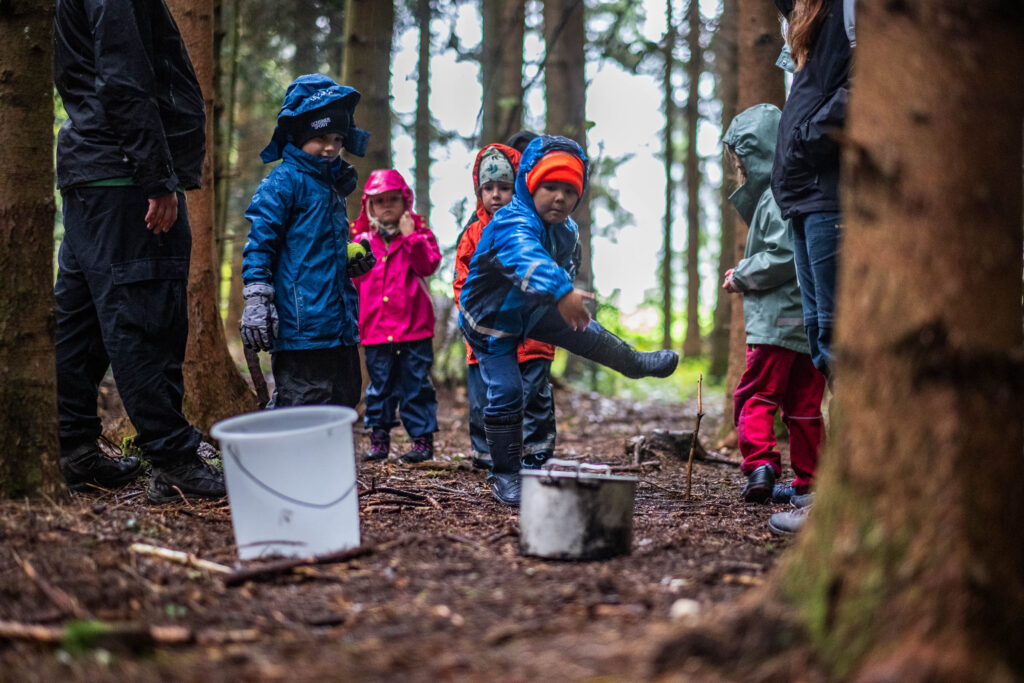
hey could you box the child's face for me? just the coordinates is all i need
[480,181,514,216]
[531,181,579,224]
[301,133,344,161]
[368,190,405,223]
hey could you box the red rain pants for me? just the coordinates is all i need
[734,344,826,491]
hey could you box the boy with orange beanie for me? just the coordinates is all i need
[454,143,557,471]
[458,135,679,506]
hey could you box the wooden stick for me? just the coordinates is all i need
[0,620,192,646]
[222,534,419,587]
[13,551,89,619]
[685,374,705,500]
[129,543,233,574]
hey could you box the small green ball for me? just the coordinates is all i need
[347,241,366,259]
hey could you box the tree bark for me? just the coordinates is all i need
[709,0,737,383]
[342,0,394,220]
[660,0,676,352]
[168,0,257,433]
[214,0,241,289]
[681,0,703,358]
[0,0,62,498]
[544,0,591,382]
[480,0,526,145]
[722,0,785,429]
[414,0,431,217]
[778,2,1024,677]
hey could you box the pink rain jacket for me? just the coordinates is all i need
[351,169,442,345]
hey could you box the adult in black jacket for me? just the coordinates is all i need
[770,0,853,381]
[53,0,224,503]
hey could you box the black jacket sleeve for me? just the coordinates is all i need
[86,0,178,196]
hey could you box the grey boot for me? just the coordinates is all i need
[584,329,679,379]
[485,413,524,507]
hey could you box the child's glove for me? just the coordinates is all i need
[346,238,376,278]
[240,282,279,351]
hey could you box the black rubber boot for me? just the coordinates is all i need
[583,329,679,379]
[148,449,226,504]
[521,451,551,469]
[485,413,524,507]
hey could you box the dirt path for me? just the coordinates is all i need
[0,386,797,681]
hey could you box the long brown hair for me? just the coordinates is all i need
[786,0,829,71]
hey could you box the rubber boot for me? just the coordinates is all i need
[485,413,524,507]
[521,451,551,469]
[584,329,679,379]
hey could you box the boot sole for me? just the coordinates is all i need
[741,484,773,504]
[66,464,144,492]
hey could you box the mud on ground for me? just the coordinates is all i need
[0,385,801,681]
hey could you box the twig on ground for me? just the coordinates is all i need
[129,543,233,575]
[222,533,422,587]
[444,533,485,551]
[0,620,192,646]
[13,551,89,619]
[360,499,430,508]
[685,375,705,500]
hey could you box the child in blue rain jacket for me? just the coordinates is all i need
[458,135,680,507]
[241,74,376,408]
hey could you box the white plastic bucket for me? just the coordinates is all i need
[210,406,360,560]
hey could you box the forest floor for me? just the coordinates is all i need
[0,382,808,681]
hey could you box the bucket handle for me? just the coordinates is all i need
[226,444,357,509]
[541,458,612,481]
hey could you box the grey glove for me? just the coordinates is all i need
[240,282,279,351]
[346,238,377,278]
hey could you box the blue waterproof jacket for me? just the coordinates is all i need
[458,135,589,355]
[243,144,361,351]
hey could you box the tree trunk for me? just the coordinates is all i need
[342,0,394,220]
[722,0,785,429]
[544,0,591,382]
[168,0,257,433]
[214,0,241,290]
[327,2,345,78]
[414,0,431,217]
[708,0,737,383]
[660,0,676,352]
[480,0,526,145]
[778,2,1024,677]
[0,0,62,499]
[681,0,702,358]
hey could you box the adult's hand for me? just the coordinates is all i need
[558,289,594,332]
[145,193,178,233]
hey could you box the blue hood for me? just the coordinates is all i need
[260,74,370,163]
[514,135,589,213]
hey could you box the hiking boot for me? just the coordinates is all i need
[401,434,434,463]
[363,429,390,462]
[772,483,796,504]
[585,329,679,379]
[148,449,226,504]
[740,464,776,503]
[791,491,815,508]
[60,439,142,492]
[486,413,524,507]
[768,505,811,535]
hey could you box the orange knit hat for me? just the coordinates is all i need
[525,151,585,196]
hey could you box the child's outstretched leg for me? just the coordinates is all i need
[529,309,679,379]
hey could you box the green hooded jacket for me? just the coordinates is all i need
[722,104,809,354]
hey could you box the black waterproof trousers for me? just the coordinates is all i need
[55,186,201,466]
